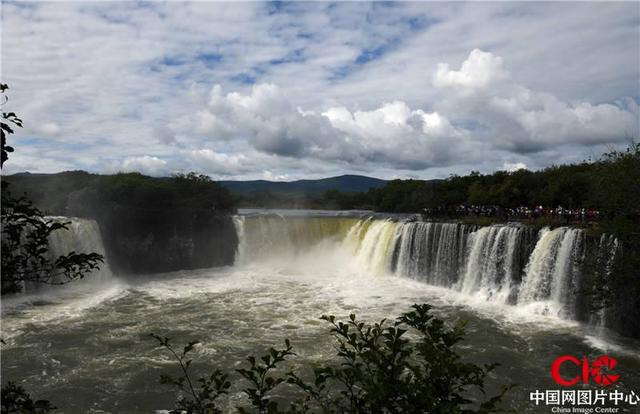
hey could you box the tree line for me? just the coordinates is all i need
[365,147,639,219]
[239,145,639,222]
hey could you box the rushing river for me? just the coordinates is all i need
[2,211,639,413]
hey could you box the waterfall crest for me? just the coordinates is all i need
[233,214,615,325]
[233,215,359,265]
[346,219,398,276]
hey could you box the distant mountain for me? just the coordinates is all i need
[219,174,387,194]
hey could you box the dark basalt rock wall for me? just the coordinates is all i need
[8,171,239,275]
[84,206,238,274]
[573,231,640,339]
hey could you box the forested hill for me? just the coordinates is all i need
[3,172,387,212]
[219,174,386,194]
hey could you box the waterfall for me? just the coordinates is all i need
[21,217,112,293]
[346,219,398,276]
[457,225,526,304]
[232,214,617,326]
[516,227,583,318]
[392,222,468,286]
[233,215,360,265]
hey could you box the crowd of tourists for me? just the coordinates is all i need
[422,204,601,222]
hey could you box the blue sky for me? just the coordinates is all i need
[2,1,639,180]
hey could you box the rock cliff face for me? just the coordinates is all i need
[579,232,640,339]
[86,206,238,274]
[8,171,239,275]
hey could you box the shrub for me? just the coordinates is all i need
[152,304,512,413]
[0,381,55,414]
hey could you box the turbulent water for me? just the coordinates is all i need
[2,212,639,413]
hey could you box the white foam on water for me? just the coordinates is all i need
[583,335,640,359]
[1,282,128,342]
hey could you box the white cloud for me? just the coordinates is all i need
[503,162,527,172]
[432,49,639,152]
[117,156,169,176]
[177,45,638,172]
[1,2,638,179]
[183,84,469,170]
[261,171,291,181]
[434,48,507,90]
[187,149,252,175]
[35,122,62,136]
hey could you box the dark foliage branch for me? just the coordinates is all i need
[1,183,105,294]
[0,382,55,414]
[150,334,231,414]
[235,339,295,414]
[1,83,22,168]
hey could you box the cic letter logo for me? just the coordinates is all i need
[551,355,620,387]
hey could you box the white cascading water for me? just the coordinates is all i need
[457,225,524,304]
[233,215,292,265]
[21,217,112,293]
[516,227,583,318]
[233,215,360,265]
[233,215,608,324]
[346,219,398,276]
[392,222,467,285]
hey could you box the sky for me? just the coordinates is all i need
[2,1,639,181]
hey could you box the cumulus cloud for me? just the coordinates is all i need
[434,49,508,90]
[503,162,527,172]
[187,149,254,176]
[433,49,639,152]
[182,84,469,170]
[117,156,169,176]
[176,47,638,174]
[321,101,468,168]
